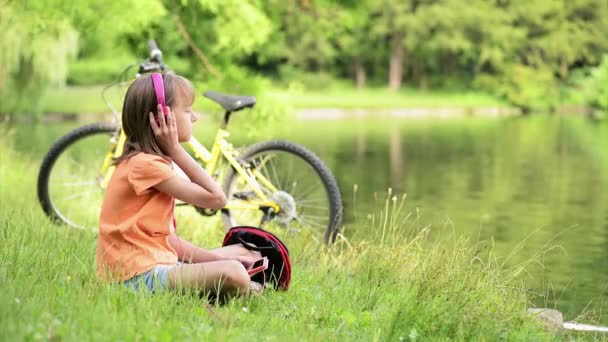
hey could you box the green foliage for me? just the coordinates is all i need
[150,0,271,67]
[197,64,292,138]
[508,0,608,76]
[0,0,164,114]
[268,2,340,71]
[3,0,608,114]
[0,1,78,114]
[67,55,136,85]
[199,0,271,58]
[37,83,503,115]
[581,55,608,112]
[67,55,192,86]
[276,67,342,90]
[133,0,280,132]
[475,65,558,113]
[67,0,166,57]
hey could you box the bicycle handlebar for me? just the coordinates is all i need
[147,39,166,71]
[103,39,170,123]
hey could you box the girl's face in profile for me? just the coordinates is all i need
[172,94,198,142]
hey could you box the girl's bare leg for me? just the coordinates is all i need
[211,245,265,294]
[167,259,250,296]
[211,244,262,260]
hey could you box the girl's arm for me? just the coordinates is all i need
[168,233,257,268]
[166,147,226,208]
[168,233,224,263]
[150,106,227,209]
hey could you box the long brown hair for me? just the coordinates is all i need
[114,72,195,164]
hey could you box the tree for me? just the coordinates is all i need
[368,0,425,91]
[255,0,340,79]
[507,0,608,79]
[151,0,271,81]
[493,0,608,111]
[582,55,608,113]
[0,1,77,114]
[333,0,376,88]
[0,0,164,115]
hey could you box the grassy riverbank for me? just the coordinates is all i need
[0,128,551,340]
[37,84,505,115]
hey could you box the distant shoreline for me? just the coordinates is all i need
[295,107,519,120]
[1,105,592,123]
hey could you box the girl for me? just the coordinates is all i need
[96,73,262,296]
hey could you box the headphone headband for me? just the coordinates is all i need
[151,73,169,116]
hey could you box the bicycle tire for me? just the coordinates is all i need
[37,122,119,229]
[221,140,343,244]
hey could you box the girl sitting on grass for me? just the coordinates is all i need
[96,73,262,297]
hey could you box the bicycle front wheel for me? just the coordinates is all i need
[222,140,343,244]
[37,123,119,231]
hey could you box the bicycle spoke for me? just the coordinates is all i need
[297,217,326,229]
[288,181,298,193]
[50,176,94,183]
[299,213,327,223]
[292,186,323,202]
[223,144,340,243]
[56,180,99,187]
[297,203,330,211]
[298,211,328,220]
[260,157,281,191]
[295,198,327,204]
[64,156,86,172]
[268,155,282,189]
[42,124,117,231]
[57,189,99,202]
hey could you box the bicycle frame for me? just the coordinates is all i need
[96,127,281,213]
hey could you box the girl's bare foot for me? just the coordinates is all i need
[249,281,264,296]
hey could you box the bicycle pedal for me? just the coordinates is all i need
[233,191,256,200]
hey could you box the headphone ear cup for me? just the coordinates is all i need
[150,73,168,116]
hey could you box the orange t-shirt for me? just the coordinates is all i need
[96,153,179,282]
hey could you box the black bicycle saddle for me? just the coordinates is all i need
[203,90,256,112]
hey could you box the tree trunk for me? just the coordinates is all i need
[419,70,428,90]
[173,13,222,79]
[353,58,366,89]
[414,62,427,90]
[560,58,569,79]
[389,32,405,91]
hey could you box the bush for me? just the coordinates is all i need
[67,55,193,86]
[277,65,349,91]
[582,55,608,112]
[195,65,293,138]
[67,55,135,85]
[475,65,558,113]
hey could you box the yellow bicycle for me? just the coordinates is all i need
[36,41,343,243]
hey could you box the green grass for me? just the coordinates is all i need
[0,128,557,340]
[39,84,505,115]
[269,86,505,109]
[41,85,123,114]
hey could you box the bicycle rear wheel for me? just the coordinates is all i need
[222,140,343,244]
[37,123,119,231]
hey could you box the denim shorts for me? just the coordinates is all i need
[123,263,181,293]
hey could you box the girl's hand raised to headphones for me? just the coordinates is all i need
[149,105,180,156]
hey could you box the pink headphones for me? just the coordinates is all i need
[151,72,169,116]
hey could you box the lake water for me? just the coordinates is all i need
[9,115,608,324]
